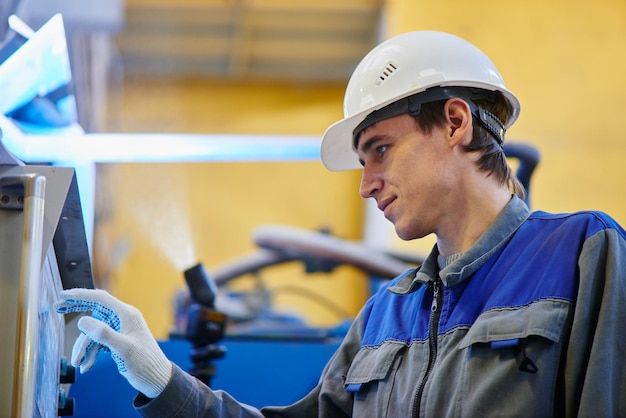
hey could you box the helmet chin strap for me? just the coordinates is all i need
[352,86,506,149]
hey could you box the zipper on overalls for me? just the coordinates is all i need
[411,277,443,417]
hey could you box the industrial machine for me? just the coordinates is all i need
[0,13,94,417]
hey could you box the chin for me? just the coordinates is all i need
[394,222,428,241]
[394,226,418,241]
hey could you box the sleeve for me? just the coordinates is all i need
[134,363,264,418]
[133,312,365,418]
[564,228,626,416]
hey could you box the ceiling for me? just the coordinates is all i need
[115,0,383,81]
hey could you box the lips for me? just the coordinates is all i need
[377,196,395,213]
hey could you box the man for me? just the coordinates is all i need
[57,31,626,417]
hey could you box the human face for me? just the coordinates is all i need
[356,113,456,240]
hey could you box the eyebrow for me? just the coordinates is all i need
[356,135,384,155]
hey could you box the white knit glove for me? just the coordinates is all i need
[55,288,173,398]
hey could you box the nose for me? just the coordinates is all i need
[359,167,381,199]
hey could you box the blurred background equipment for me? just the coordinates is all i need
[0,0,123,132]
[183,263,227,387]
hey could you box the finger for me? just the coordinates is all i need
[55,288,107,316]
[78,315,135,375]
[57,288,130,315]
[78,315,128,354]
[56,289,125,331]
[71,332,102,373]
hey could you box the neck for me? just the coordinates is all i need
[436,185,512,256]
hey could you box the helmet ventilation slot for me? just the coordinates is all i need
[376,62,398,86]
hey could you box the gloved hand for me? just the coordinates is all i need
[55,288,173,398]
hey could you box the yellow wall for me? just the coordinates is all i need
[101,0,626,338]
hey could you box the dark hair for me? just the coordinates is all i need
[412,92,526,200]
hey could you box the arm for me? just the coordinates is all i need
[564,228,626,416]
[134,363,263,417]
[137,308,365,418]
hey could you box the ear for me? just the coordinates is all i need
[443,98,473,147]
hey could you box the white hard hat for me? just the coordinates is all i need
[320,30,521,171]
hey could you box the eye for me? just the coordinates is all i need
[376,145,388,158]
